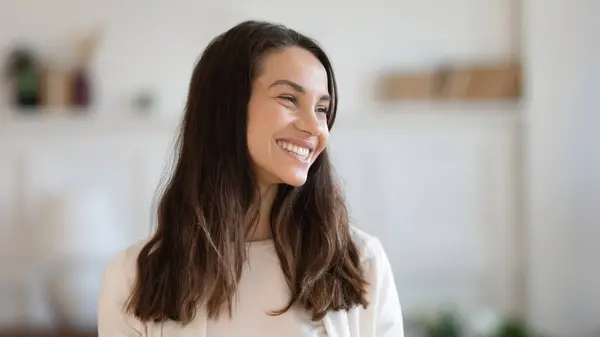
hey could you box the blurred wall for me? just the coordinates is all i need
[524,0,600,336]
[0,0,524,332]
[0,0,518,115]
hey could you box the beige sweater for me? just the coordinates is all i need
[97,227,404,337]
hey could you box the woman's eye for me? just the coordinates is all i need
[315,106,328,115]
[278,95,297,104]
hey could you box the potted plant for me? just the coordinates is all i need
[417,310,464,337]
[493,317,542,337]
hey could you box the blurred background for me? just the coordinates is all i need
[0,0,598,336]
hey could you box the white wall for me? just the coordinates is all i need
[524,0,600,336]
[0,0,522,331]
[0,0,518,117]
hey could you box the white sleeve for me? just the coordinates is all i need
[360,237,404,337]
[97,250,146,337]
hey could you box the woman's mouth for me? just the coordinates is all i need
[276,140,312,162]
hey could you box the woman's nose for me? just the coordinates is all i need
[295,108,322,136]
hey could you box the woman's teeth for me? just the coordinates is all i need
[277,140,310,160]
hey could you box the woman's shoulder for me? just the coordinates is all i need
[98,238,153,335]
[348,227,404,336]
[349,226,388,264]
[101,237,151,290]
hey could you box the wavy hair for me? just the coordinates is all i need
[126,20,369,324]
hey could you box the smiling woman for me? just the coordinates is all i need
[97,20,403,337]
[247,48,332,191]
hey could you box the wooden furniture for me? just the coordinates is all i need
[0,331,96,337]
[379,62,522,101]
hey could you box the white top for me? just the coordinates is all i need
[97,226,404,337]
[207,239,326,337]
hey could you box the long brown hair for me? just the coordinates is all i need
[126,20,369,324]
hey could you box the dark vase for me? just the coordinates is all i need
[6,47,41,108]
[72,67,91,108]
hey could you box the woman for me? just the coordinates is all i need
[98,20,403,337]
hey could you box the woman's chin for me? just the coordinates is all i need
[278,170,309,187]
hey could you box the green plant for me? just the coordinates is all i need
[421,310,464,337]
[493,318,541,337]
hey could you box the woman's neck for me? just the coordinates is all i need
[247,184,277,241]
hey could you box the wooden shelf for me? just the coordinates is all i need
[0,107,181,138]
[0,331,95,337]
[379,62,523,101]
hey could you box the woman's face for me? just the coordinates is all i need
[247,46,331,188]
